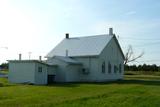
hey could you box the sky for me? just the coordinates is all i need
[0,0,160,65]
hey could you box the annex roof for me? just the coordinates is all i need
[53,56,82,65]
[8,60,57,66]
[46,34,113,58]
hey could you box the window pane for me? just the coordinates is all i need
[38,67,42,72]
[114,65,118,73]
[108,62,111,73]
[102,61,105,73]
[119,64,122,73]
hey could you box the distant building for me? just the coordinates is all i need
[8,28,125,85]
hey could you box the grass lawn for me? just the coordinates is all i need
[0,72,160,107]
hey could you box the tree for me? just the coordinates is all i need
[124,45,144,65]
[0,63,8,70]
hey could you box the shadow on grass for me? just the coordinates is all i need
[47,83,80,87]
[85,79,160,86]
[47,79,160,87]
[116,79,160,86]
[1,78,160,87]
[0,83,16,87]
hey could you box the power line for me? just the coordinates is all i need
[119,37,160,41]
[0,47,8,49]
[121,41,160,48]
[137,60,160,62]
[118,36,160,64]
[133,41,160,47]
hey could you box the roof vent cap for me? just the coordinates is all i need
[66,33,69,39]
[109,28,113,35]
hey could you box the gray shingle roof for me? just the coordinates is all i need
[46,34,113,58]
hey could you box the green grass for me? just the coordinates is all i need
[0,73,160,107]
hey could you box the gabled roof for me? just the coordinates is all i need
[112,35,125,60]
[53,56,82,65]
[46,34,113,58]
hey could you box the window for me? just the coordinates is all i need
[114,65,118,73]
[108,62,111,73]
[119,64,122,73]
[82,68,89,74]
[102,61,105,73]
[82,68,86,73]
[38,67,42,72]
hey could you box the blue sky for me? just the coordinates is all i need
[0,0,160,65]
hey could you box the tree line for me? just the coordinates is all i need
[0,63,8,70]
[125,64,160,72]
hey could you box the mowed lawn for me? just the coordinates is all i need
[0,72,160,107]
